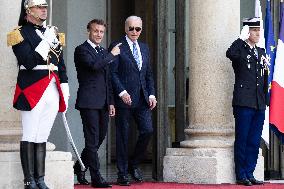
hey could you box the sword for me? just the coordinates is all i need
[49,1,84,170]
[49,0,53,25]
[62,113,86,171]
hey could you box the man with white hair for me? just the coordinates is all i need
[7,0,69,188]
[109,16,156,186]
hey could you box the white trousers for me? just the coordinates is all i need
[21,77,59,143]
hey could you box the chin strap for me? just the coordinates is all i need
[27,8,45,22]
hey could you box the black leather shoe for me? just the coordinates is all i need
[91,182,112,188]
[74,160,89,185]
[75,171,89,185]
[236,179,253,186]
[130,168,143,182]
[248,177,264,185]
[117,175,130,186]
[91,174,112,188]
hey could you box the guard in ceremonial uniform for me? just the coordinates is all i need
[226,17,269,186]
[7,0,69,188]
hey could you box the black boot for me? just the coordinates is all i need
[20,141,37,189]
[74,160,89,185]
[34,143,49,189]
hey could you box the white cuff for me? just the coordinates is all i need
[60,83,69,112]
[149,95,156,99]
[35,40,50,61]
[60,83,70,99]
[119,90,127,97]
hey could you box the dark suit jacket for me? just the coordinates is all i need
[109,37,155,108]
[74,41,115,109]
[226,38,269,110]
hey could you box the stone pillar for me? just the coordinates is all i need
[0,0,22,149]
[0,1,73,188]
[163,0,264,184]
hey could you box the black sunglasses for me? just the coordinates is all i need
[129,26,142,32]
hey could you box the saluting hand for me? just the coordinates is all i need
[111,43,122,56]
[239,25,250,41]
[36,26,59,49]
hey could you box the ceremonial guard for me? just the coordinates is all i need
[7,0,69,188]
[226,17,269,186]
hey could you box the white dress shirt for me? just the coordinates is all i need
[87,39,100,52]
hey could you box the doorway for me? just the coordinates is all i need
[106,0,188,181]
[106,0,156,181]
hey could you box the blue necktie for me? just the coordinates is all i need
[253,47,258,59]
[132,42,141,69]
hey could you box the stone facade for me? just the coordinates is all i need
[163,0,264,184]
[0,150,73,189]
[0,1,74,188]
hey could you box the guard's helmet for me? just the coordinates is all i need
[18,0,48,26]
[24,0,48,9]
[242,17,260,28]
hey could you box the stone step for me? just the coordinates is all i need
[0,151,74,189]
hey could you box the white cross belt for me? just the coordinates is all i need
[20,65,58,71]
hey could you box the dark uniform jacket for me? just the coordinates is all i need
[109,37,155,108]
[226,38,269,110]
[11,22,68,112]
[74,41,115,110]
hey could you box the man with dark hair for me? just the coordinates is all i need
[7,0,69,188]
[226,17,269,186]
[87,19,106,29]
[73,18,121,188]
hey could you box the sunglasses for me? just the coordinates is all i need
[129,26,142,32]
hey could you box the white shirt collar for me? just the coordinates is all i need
[87,39,100,51]
[245,41,256,49]
[125,35,138,48]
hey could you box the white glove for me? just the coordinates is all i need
[35,39,50,61]
[60,83,70,112]
[239,25,250,41]
[36,26,59,49]
[35,27,59,60]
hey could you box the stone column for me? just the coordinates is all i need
[0,0,22,151]
[163,0,263,184]
[0,1,73,188]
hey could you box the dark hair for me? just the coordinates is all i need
[87,19,107,30]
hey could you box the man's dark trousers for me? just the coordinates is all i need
[79,108,109,180]
[115,98,153,177]
[233,106,265,180]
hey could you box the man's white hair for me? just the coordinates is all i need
[125,16,142,26]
